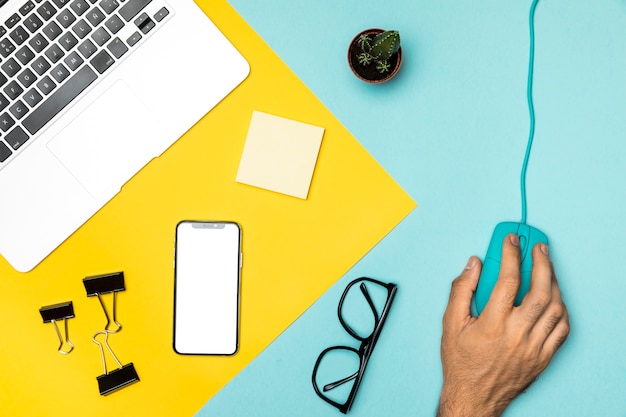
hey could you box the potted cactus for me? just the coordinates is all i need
[348,29,402,83]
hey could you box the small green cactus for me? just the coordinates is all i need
[356,30,401,73]
[357,52,373,65]
[376,60,391,73]
[356,33,372,51]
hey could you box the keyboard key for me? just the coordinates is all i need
[77,38,96,58]
[4,80,24,99]
[56,9,76,28]
[20,1,37,16]
[9,100,28,119]
[0,73,6,88]
[31,55,51,75]
[107,36,127,58]
[134,12,153,34]
[23,87,43,107]
[50,62,70,82]
[99,0,119,14]
[126,30,140,47]
[0,93,9,111]
[0,112,15,131]
[17,68,37,87]
[86,7,105,26]
[91,26,110,46]
[52,0,70,8]
[45,43,64,62]
[105,14,123,34]
[9,25,30,45]
[72,18,91,38]
[154,7,168,23]
[59,31,77,50]
[0,27,6,38]
[119,0,150,22]
[2,57,22,77]
[37,1,57,21]
[0,141,12,162]
[42,20,62,40]
[16,45,35,64]
[23,65,97,135]
[24,13,43,33]
[70,0,90,16]
[6,126,29,150]
[28,32,49,52]
[36,75,56,94]
[90,49,113,73]
[5,14,21,30]
[63,50,83,70]
[0,37,16,57]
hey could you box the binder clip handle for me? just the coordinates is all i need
[83,272,125,333]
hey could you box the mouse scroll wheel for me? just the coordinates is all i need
[518,234,528,257]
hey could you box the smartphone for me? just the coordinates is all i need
[173,221,242,355]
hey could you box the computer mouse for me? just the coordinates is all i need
[472,221,548,315]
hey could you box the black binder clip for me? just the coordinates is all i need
[92,330,140,395]
[83,272,125,333]
[39,301,75,354]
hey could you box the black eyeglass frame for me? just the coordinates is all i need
[311,277,397,414]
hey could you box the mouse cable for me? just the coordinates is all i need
[520,0,540,224]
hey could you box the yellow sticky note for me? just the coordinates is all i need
[236,111,324,199]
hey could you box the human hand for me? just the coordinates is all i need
[437,234,570,417]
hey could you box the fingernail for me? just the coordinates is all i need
[509,234,520,247]
[540,243,549,256]
[465,257,477,270]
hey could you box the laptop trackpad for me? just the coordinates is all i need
[48,81,167,199]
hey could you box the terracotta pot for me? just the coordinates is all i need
[347,28,402,84]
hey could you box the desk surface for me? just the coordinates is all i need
[199,0,626,416]
[0,1,415,416]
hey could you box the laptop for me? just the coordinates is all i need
[0,0,250,272]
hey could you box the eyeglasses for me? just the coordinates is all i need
[312,277,397,414]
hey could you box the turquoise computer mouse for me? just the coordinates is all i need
[473,221,548,315]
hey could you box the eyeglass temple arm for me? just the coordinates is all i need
[359,282,380,322]
[323,370,359,392]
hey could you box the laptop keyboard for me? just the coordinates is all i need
[0,0,170,166]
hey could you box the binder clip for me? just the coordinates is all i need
[92,330,140,395]
[85,271,139,395]
[83,272,125,333]
[39,301,75,354]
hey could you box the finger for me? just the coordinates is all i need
[517,243,554,328]
[531,268,568,349]
[483,234,522,317]
[541,304,570,360]
[443,256,482,329]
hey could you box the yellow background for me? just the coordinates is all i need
[0,1,415,415]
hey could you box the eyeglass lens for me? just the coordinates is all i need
[313,346,361,406]
[339,280,389,340]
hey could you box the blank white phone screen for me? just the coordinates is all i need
[174,221,241,355]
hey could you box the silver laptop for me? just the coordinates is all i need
[0,0,250,272]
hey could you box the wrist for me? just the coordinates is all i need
[437,384,503,417]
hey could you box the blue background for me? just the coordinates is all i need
[199,1,626,416]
